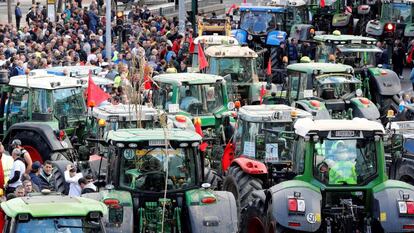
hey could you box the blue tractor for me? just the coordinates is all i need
[232,6,288,82]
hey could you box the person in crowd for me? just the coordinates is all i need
[78,176,97,194]
[11,139,32,174]
[6,149,26,194]
[15,2,22,30]
[29,161,42,189]
[23,180,36,194]
[38,160,56,191]
[64,164,83,197]
[14,185,25,197]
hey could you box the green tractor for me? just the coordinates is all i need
[366,0,414,44]
[1,193,107,232]
[244,117,414,233]
[313,33,402,121]
[204,45,278,105]
[0,71,87,163]
[221,105,311,223]
[284,62,381,120]
[83,128,238,232]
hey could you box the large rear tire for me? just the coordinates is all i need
[204,167,222,190]
[222,165,263,211]
[12,131,53,162]
[242,197,266,233]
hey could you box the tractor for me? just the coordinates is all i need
[232,5,288,76]
[221,104,311,226]
[312,33,402,121]
[204,45,278,105]
[244,117,414,233]
[283,62,381,120]
[1,193,107,232]
[82,127,238,232]
[366,0,414,45]
[197,17,232,36]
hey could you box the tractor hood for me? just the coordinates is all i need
[368,68,401,96]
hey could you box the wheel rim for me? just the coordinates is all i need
[248,217,265,233]
[22,145,43,163]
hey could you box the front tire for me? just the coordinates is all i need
[242,197,266,233]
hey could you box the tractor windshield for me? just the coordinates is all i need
[210,57,256,83]
[381,3,412,23]
[15,217,103,232]
[315,75,360,99]
[53,88,86,119]
[313,138,377,185]
[335,45,380,68]
[235,121,291,161]
[179,83,224,115]
[240,11,282,35]
[120,147,197,192]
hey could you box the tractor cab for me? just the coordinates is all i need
[152,73,230,128]
[204,45,278,104]
[366,0,414,40]
[246,117,414,233]
[83,128,238,232]
[286,62,380,120]
[197,17,232,36]
[1,194,107,232]
[313,33,379,67]
[190,35,239,72]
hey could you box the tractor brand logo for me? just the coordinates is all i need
[306,213,316,224]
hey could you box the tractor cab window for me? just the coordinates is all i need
[15,217,103,232]
[8,88,29,114]
[179,83,224,114]
[313,138,377,185]
[213,57,256,83]
[53,88,85,119]
[382,3,412,23]
[287,72,307,102]
[315,42,334,62]
[315,75,359,100]
[153,83,174,110]
[237,120,289,160]
[120,147,197,192]
[240,11,281,35]
[31,89,52,114]
[335,45,379,68]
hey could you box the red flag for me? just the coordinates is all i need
[267,59,272,76]
[87,70,111,107]
[198,43,209,70]
[221,142,235,171]
[260,84,266,105]
[189,36,195,54]
[320,0,325,7]
[194,118,208,151]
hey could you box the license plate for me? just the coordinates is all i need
[334,130,355,137]
[108,116,118,122]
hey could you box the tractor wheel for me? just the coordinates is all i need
[241,198,266,233]
[12,131,53,163]
[204,167,222,190]
[222,165,263,211]
[51,159,72,194]
[270,47,280,83]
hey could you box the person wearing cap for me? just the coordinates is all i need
[6,148,26,194]
[64,164,83,196]
[11,139,32,175]
[29,161,42,189]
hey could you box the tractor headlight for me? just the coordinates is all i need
[247,34,253,41]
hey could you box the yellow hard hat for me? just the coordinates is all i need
[333,30,341,36]
[300,56,311,63]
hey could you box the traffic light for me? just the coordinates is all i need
[116,11,124,27]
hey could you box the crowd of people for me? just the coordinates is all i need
[0,139,97,199]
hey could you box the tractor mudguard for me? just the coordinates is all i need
[268,180,322,232]
[332,13,351,27]
[365,20,385,36]
[3,122,73,151]
[367,68,401,96]
[350,97,380,120]
[186,190,238,232]
[394,159,414,183]
[404,24,414,37]
[295,100,331,120]
[250,82,278,103]
[372,180,414,233]
[232,29,248,45]
[266,30,287,46]
[231,157,268,175]
[82,190,134,233]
